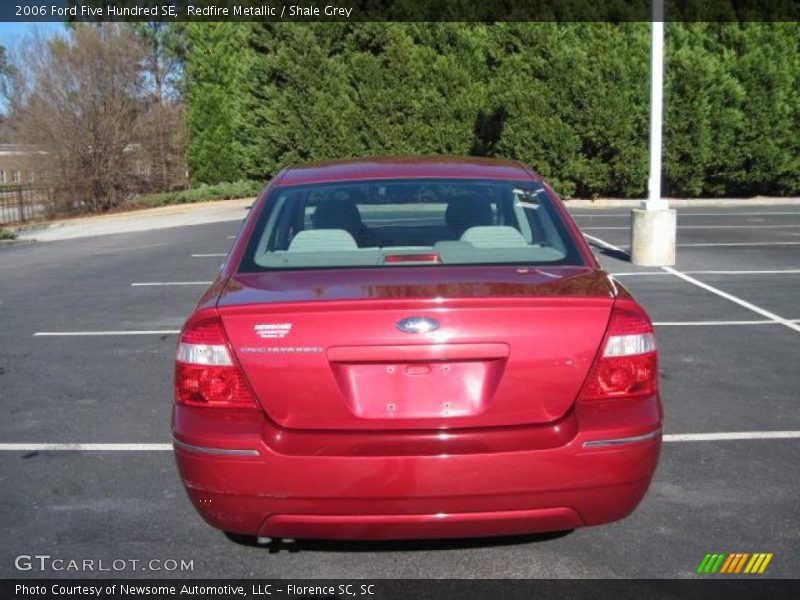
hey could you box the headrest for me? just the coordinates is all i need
[445,198,494,236]
[288,229,358,252]
[461,226,528,248]
[312,201,364,232]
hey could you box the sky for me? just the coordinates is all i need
[0,21,65,50]
[1,22,66,112]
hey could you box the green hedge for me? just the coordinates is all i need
[131,180,263,208]
[185,23,800,198]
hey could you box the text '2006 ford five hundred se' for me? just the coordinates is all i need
[172,156,662,542]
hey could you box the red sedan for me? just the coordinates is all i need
[173,157,662,542]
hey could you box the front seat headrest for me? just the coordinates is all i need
[312,201,364,232]
[445,198,494,237]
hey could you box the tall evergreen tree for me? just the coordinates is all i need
[185,23,252,184]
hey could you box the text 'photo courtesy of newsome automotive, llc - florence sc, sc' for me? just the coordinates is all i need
[0,1,799,599]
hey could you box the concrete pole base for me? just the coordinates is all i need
[630,208,676,266]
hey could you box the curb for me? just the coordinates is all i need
[13,222,57,234]
[0,238,36,247]
[9,197,256,234]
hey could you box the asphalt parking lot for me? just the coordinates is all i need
[0,205,798,579]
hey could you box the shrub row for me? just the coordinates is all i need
[185,23,799,198]
[130,180,263,208]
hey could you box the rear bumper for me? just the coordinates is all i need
[173,396,662,540]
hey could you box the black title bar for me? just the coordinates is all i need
[3,579,800,600]
[1,0,799,22]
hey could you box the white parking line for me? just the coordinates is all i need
[31,321,799,338]
[584,234,800,334]
[580,226,638,230]
[604,242,800,249]
[132,282,211,287]
[34,330,180,337]
[663,431,800,442]
[677,241,800,247]
[583,224,800,230]
[612,269,800,276]
[662,266,800,333]
[0,444,172,451]
[192,253,227,257]
[573,211,800,218]
[2,432,798,451]
[654,320,785,326]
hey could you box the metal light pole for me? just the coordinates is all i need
[631,0,677,266]
[647,9,666,211]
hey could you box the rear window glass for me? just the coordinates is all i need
[239,178,584,271]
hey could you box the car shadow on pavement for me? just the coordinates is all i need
[225,530,574,553]
[587,243,630,263]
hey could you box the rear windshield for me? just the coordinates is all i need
[239,178,583,271]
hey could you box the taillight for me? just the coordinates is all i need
[580,301,658,402]
[175,316,257,408]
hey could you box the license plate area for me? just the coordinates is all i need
[331,360,505,419]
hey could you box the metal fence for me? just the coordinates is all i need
[0,184,52,225]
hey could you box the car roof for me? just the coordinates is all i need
[275,156,539,187]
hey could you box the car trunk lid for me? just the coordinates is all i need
[218,266,614,430]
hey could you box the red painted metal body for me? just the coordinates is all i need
[173,157,662,540]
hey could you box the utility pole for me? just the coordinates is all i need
[631,0,677,266]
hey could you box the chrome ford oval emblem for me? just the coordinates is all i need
[396,317,439,334]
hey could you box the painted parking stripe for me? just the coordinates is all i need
[677,241,800,247]
[34,330,180,336]
[662,266,800,333]
[161,267,797,282]
[600,241,800,249]
[584,233,800,334]
[0,444,173,451]
[1,431,798,451]
[654,320,780,326]
[132,281,212,287]
[583,224,800,230]
[573,211,800,217]
[32,321,800,338]
[201,240,800,254]
[663,431,800,442]
[613,269,800,276]
[654,320,800,326]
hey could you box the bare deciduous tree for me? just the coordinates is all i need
[130,22,187,192]
[8,24,185,212]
